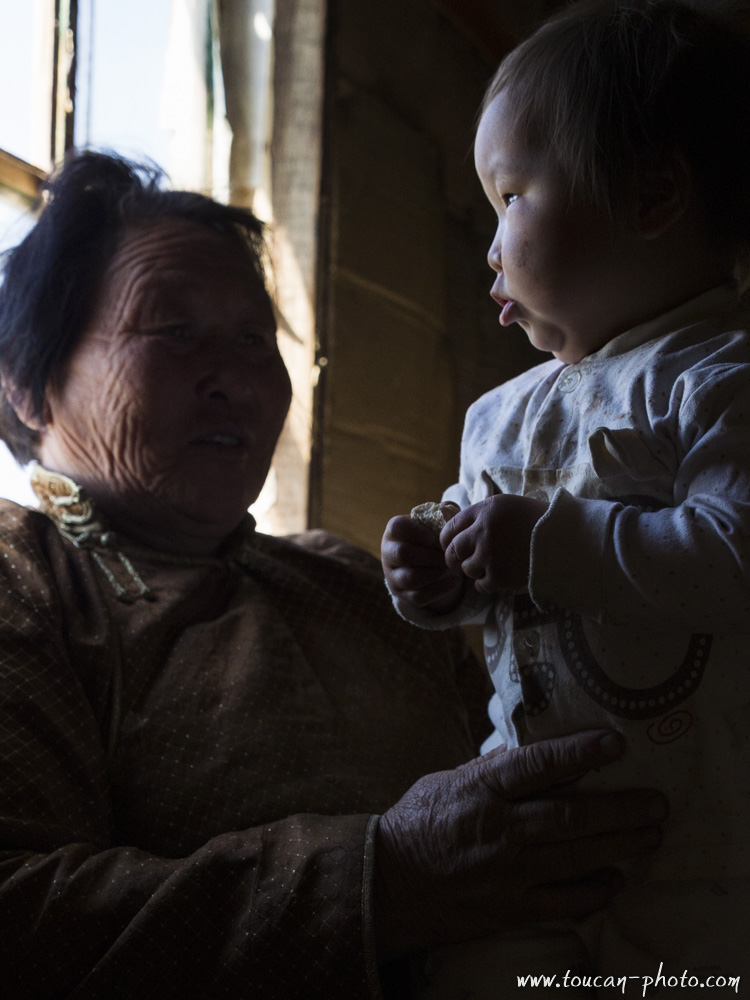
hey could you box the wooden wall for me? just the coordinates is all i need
[310,0,544,554]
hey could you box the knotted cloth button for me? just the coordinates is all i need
[558,367,582,392]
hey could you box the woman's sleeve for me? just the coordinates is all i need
[1,818,383,998]
[0,514,384,999]
[529,365,750,632]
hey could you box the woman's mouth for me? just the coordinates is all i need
[190,431,247,448]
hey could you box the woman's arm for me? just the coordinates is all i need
[0,815,379,999]
[0,511,380,999]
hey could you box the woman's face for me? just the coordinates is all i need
[38,218,292,554]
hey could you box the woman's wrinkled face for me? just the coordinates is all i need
[38,218,292,553]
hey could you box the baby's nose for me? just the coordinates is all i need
[487,243,502,273]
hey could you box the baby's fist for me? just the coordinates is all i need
[381,512,465,612]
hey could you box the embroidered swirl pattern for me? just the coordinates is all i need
[512,595,711,721]
[646,709,693,744]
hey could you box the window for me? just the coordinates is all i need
[0,0,228,504]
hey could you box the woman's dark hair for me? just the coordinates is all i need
[0,150,270,463]
[482,0,750,256]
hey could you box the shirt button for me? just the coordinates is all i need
[523,633,540,653]
[558,367,582,393]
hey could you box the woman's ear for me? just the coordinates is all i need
[0,375,48,432]
[634,151,692,240]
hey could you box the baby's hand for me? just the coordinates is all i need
[441,494,547,594]
[382,513,465,613]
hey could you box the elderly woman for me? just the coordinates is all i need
[0,152,665,999]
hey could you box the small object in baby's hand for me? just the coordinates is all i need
[410,501,461,534]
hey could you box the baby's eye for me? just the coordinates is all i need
[502,193,519,207]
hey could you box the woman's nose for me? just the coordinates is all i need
[195,336,254,403]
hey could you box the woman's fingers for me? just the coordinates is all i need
[476,730,627,798]
[511,788,668,846]
[520,824,662,886]
[373,734,669,960]
[523,868,627,923]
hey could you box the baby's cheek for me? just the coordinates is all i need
[513,237,534,272]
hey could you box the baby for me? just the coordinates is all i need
[382,0,750,995]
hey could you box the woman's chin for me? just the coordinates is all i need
[102,481,258,554]
[168,486,256,535]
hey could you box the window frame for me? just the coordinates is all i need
[0,0,76,213]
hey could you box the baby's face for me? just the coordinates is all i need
[475,90,645,364]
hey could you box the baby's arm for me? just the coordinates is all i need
[531,367,750,631]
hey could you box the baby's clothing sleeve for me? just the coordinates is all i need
[387,570,494,631]
[530,362,750,632]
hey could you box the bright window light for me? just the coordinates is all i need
[254,11,272,41]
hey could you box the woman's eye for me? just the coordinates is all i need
[238,328,272,347]
[502,193,519,207]
[150,324,192,341]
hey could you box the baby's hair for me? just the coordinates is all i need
[483,0,750,258]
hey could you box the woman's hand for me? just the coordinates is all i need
[373,730,667,961]
[381,515,466,613]
[441,494,548,593]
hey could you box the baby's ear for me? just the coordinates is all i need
[634,151,692,240]
[0,374,48,432]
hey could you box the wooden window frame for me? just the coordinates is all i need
[0,0,77,210]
